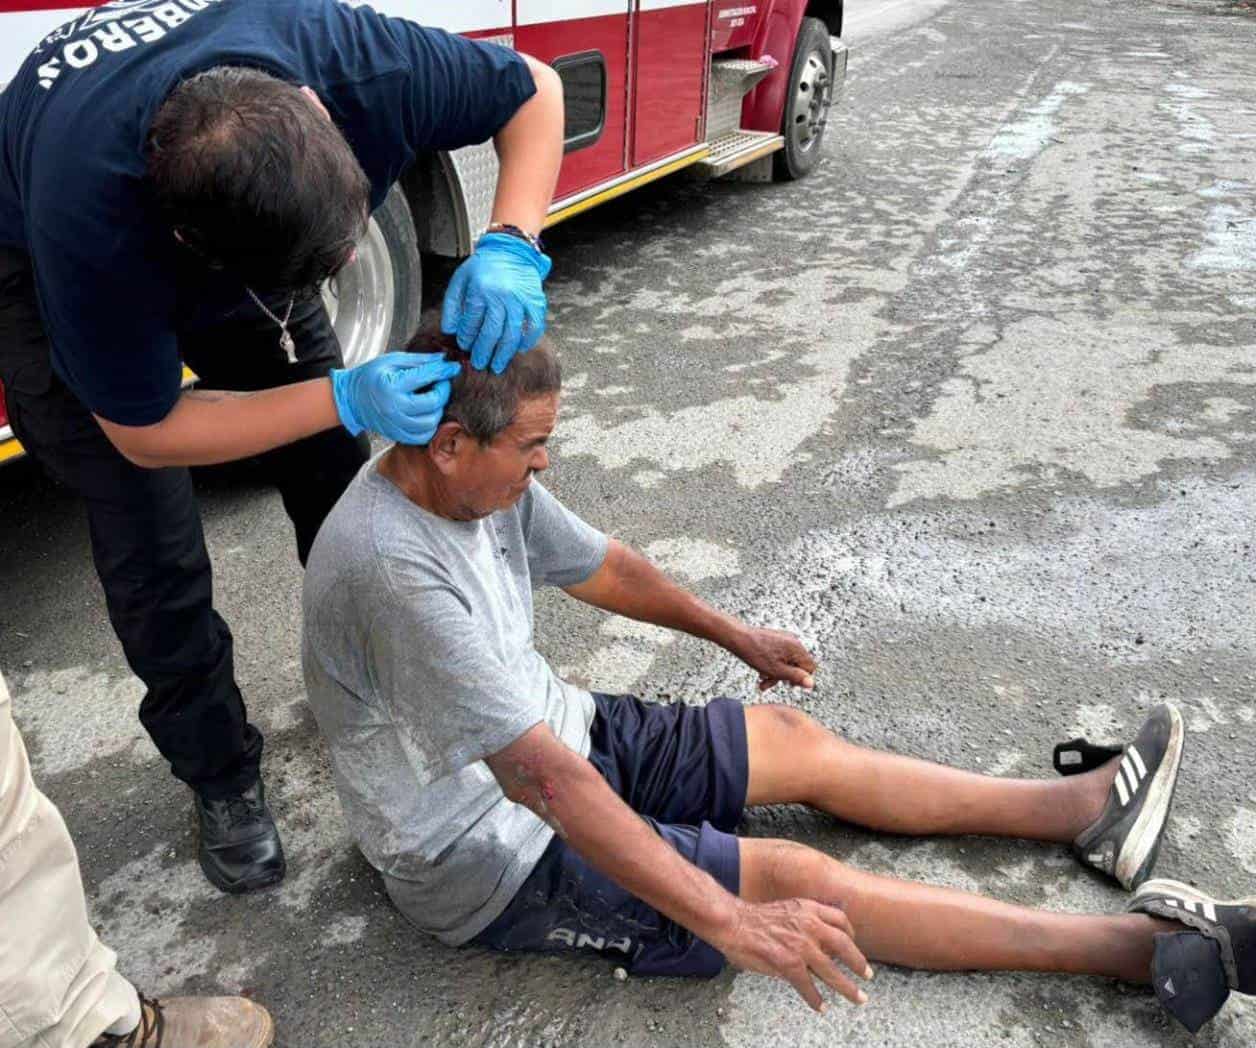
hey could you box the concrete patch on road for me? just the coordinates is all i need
[1190,203,1256,272]
[718,965,1176,1048]
[324,913,369,946]
[644,537,742,581]
[719,969,1027,1048]
[1202,396,1249,424]
[1161,81,1218,154]
[987,80,1089,161]
[1070,703,1126,742]
[581,616,677,693]
[1168,811,1204,853]
[556,297,884,489]
[844,838,984,893]
[784,473,1256,659]
[11,664,146,776]
[1180,693,1234,734]
[93,846,216,984]
[888,316,1254,504]
[1225,806,1256,875]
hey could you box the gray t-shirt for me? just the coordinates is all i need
[302,459,607,944]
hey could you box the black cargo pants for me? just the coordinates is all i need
[0,246,369,798]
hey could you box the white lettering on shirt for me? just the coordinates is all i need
[35,0,225,90]
[63,39,100,69]
[122,16,166,44]
[38,60,62,90]
[92,23,139,53]
[153,3,192,29]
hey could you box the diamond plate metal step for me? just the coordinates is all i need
[692,130,784,178]
[710,57,777,93]
[707,57,779,137]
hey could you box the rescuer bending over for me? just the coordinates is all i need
[0,0,562,898]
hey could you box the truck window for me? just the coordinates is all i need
[552,51,606,154]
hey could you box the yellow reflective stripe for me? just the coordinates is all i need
[545,149,711,228]
[0,368,198,467]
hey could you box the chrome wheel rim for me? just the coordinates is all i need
[790,48,832,156]
[321,216,395,369]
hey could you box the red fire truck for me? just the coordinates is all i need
[0,0,846,465]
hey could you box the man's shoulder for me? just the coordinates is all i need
[314,464,454,583]
[307,465,385,581]
[513,478,588,538]
[514,478,555,525]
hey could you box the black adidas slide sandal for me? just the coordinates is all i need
[1055,704,1185,890]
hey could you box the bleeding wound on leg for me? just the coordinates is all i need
[1152,932,1229,1034]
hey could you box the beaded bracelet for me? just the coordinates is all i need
[485,221,546,255]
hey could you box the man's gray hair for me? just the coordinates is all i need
[406,327,562,444]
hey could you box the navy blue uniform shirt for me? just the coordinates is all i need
[0,0,533,425]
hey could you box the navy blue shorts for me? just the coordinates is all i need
[470,692,748,977]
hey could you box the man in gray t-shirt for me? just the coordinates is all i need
[303,450,606,943]
[302,333,1235,1028]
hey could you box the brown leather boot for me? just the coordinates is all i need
[92,993,273,1048]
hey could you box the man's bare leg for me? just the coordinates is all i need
[745,705,1117,843]
[740,837,1179,981]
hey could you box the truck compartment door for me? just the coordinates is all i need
[630,0,711,167]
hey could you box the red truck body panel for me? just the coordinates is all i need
[630,2,708,166]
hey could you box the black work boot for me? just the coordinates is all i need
[193,778,286,894]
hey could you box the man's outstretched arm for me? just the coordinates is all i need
[563,539,817,691]
[485,722,870,1012]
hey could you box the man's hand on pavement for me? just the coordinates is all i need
[732,626,818,691]
[712,897,871,1012]
[330,352,461,445]
[441,232,552,374]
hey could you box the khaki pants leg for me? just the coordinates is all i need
[0,672,138,1048]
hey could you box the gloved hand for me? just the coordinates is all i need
[441,232,553,374]
[330,352,462,445]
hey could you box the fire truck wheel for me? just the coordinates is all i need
[774,16,834,181]
[320,183,423,368]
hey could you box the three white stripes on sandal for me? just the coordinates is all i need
[1161,897,1218,921]
[1114,746,1149,807]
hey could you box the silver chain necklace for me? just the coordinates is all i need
[246,288,297,364]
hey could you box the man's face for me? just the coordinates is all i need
[445,393,558,519]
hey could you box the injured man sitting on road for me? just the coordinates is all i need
[301,330,1252,1034]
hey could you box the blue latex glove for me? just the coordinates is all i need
[330,352,462,445]
[441,232,553,374]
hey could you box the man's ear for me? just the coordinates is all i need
[426,419,470,472]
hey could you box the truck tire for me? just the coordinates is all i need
[773,16,834,181]
[320,183,422,367]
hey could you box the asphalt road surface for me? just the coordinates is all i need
[2,0,1255,1045]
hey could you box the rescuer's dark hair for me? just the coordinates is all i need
[147,66,370,292]
[406,324,562,445]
